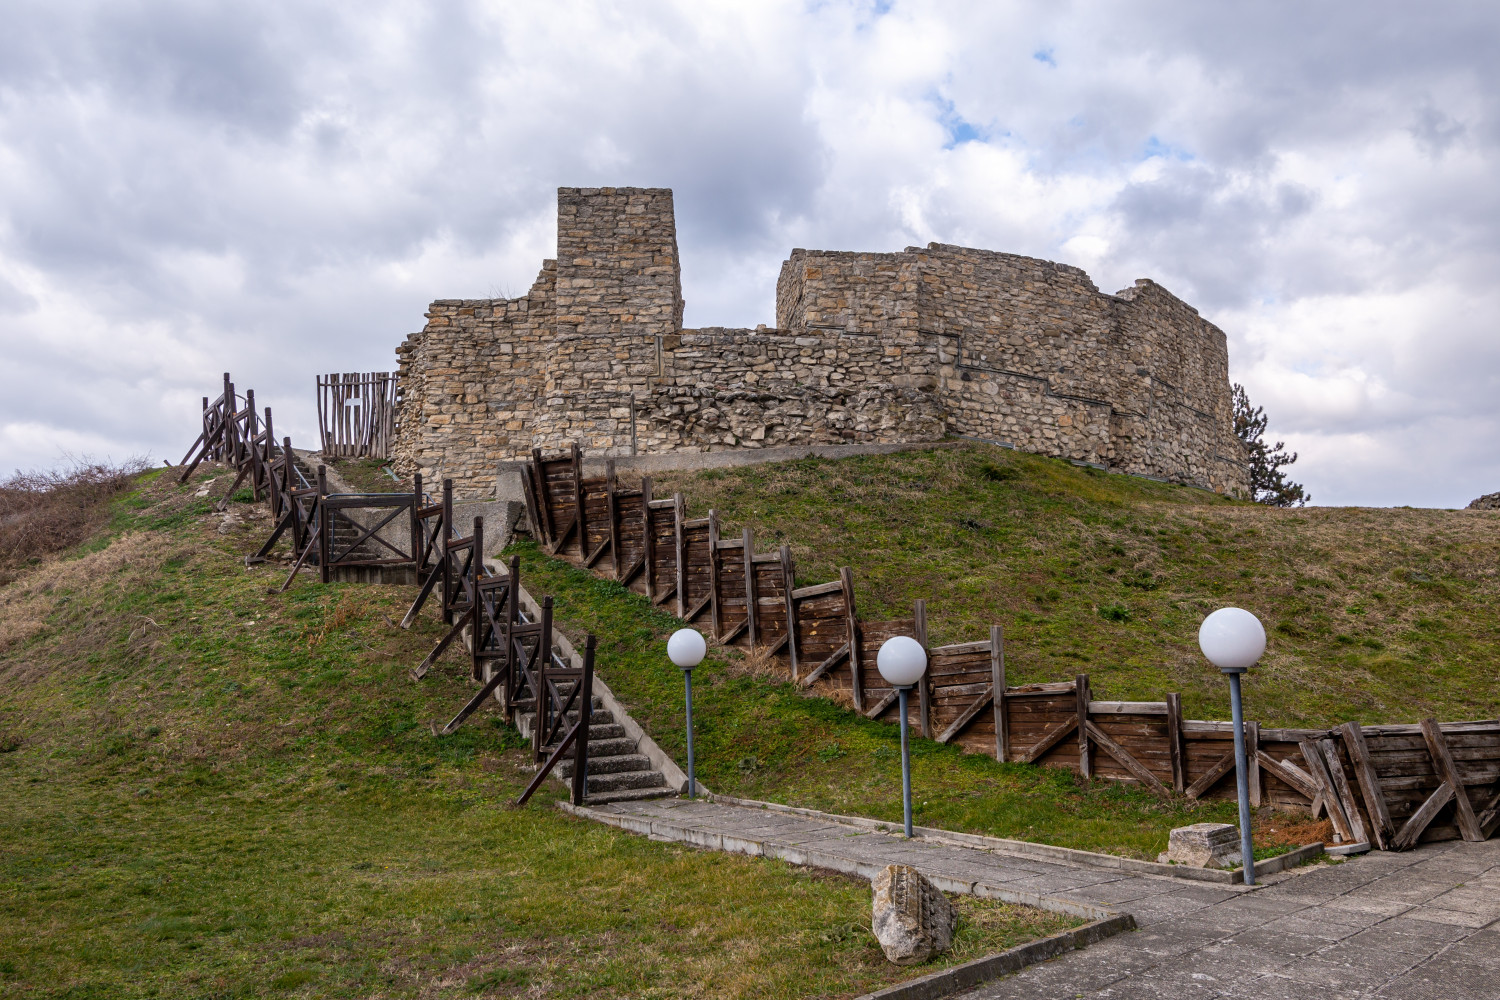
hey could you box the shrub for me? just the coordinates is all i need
[0,457,148,583]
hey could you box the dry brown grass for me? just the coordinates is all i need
[0,458,150,584]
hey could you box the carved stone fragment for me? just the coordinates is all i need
[870,864,957,965]
[1158,822,1242,868]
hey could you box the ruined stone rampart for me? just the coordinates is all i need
[393,187,1248,498]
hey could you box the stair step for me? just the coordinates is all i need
[558,753,653,777]
[584,787,678,805]
[574,723,626,740]
[584,770,667,792]
[543,736,637,758]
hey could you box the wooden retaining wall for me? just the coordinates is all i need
[520,446,1500,850]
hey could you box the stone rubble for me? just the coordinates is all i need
[1157,822,1243,868]
[870,863,958,966]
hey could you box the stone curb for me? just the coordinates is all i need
[851,914,1136,1000]
[705,794,1323,886]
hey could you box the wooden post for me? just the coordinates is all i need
[530,448,555,546]
[1076,674,1091,779]
[571,634,596,806]
[780,544,798,681]
[1340,721,1394,850]
[1166,693,1185,794]
[222,373,235,462]
[569,442,586,559]
[504,554,521,720]
[471,516,485,681]
[915,600,931,739]
[990,624,1006,761]
[534,597,554,762]
[1247,721,1261,809]
[707,509,721,636]
[841,567,861,713]
[260,404,274,501]
[742,528,757,647]
[441,479,454,625]
[674,493,688,619]
[641,477,655,597]
[409,472,423,569]
[606,460,620,579]
[316,465,330,585]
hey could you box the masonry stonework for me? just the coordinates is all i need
[393,187,1249,498]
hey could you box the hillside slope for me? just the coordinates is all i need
[649,444,1500,728]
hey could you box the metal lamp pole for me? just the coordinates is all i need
[1226,666,1255,885]
[898,684,915,837]
[667,628,707,800]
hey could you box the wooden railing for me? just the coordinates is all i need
[522,444,1500,851]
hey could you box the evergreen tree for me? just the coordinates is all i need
[1232,383,1309,507]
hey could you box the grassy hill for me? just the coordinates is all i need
[0,470,1074,999]
[648,444,1500,728]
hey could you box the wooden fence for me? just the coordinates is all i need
[317,372,399,459]
[521,444,1500,851]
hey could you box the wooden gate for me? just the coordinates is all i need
[317,372,399,459]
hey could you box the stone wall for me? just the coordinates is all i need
[392,186,1249,499]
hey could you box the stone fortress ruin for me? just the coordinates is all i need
[392,187,1249,498]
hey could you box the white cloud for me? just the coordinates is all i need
[0,0,1497,506]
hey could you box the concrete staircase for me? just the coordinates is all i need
[514,694,674,805]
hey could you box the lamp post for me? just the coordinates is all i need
[1198,607,1267,885]
[877,635,928,838]
[667,627,707,798]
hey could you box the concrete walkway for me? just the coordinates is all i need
[569,797,1500,999]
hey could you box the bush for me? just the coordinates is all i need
[0,457,148,583]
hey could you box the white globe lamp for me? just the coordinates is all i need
[1198,608,1266,674]
[1198,607,1266,886]
[877,635,928,688]
[668,628,707,669]
[877,635,928,838]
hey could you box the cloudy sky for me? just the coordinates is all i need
[1,1,1496,507]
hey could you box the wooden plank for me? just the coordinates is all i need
[991,624,1007,762]
[640,477,655,597]
[1017,718,1078,765]
[937,685,992,745]
[1256,750,1320,801]
[1185,749,1236,801]
[1166,693,1185,794]
[1085,721,1168,796]
[1076,674,1091,779]
[1318,739,1367,845]
[606,461,621,579]
[1393,782,1455,851]
[570,443,586,558]
[1341,722,1394,851]
[915,600,930,739]
[799,643,850,688]
[1248,721,1261,809]
[1299,740,1356,843]
[932,639,994,655]
[841,567,861,713]
[1004,682,1077,697]
[1422,718,1484,842]
[865,689,899,720]
[780,544,799,681]
[1088,701,1169,715]
[791,580,843,600]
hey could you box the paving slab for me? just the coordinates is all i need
[561,796,1500,999]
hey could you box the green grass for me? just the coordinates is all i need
[648,444,1500,727]
[0,471,1077,999]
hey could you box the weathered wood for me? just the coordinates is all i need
[1340,722,1394,850]
[1392,782,1455,851]
[640,477,655,596]
[937,686,993,744]
[1017,718,1078,765]
[1085,721,1168,796]
[1318,739,1367,845]
[706,508,721,636]
[674,493,687,619]
[1185,749,1237,801]
[800,643,850,688]
[570,443,587,558]
[1248,721,1262,809]
[1299,740,1356,843]
[1256,750,1320,801]
[790,580,843,599]
[865,689,899,720]
[1076,674,1092,779]
[915,600,930,739]
[780,544,799,681]
[991,624,1007,762]
[743,528,758,647]
[841,567,861,713]
[1422,718,1484,842]
[1088,701,1169,715]
[606,461,621,579]
[1166,693,1185,794]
